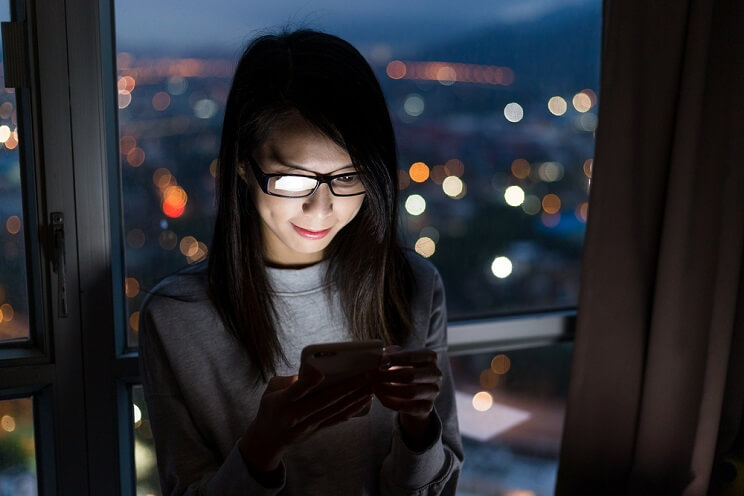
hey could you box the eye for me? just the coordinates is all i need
[335,174,359,184]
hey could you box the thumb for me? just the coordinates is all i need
[266,374,298,393]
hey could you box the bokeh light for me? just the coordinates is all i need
[542,193,561,214]
[405,194,426,216]
[414,236,436,258]
[409,162,430,183]
[511,159,530,179]
[403,94,425,117]
[504,186,525,207]
[538,162,564,182]
[504,102,524,123]
[491,354,512,374]
[491,256,513,278]
[125,277,140,298]
[548,96,567,116]
[472,392,494,412]
[442,176,464,198]
[6,215,21,235]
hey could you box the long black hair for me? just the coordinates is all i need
[207,29,415,382]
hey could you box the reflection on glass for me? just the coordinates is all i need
[0,0,29,343]
[132,385,161,495]
[116,1,600,348]
[0,397,36,495]
[451,343,573,495]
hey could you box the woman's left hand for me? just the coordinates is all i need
[374,347,443,447]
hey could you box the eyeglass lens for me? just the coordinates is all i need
[268,174,364,197]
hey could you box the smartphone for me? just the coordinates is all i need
[299,339,384,417]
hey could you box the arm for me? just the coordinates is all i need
[379,270,465,495]
[138,303,287,495]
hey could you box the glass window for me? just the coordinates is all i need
[132,385,160,495]
[0,0,29,343]
[0,397,36,495]
[115,1,601,348]
[451,343,573,495]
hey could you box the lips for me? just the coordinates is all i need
[292,224,332,240]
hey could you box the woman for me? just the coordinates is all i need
[138,29,463,495]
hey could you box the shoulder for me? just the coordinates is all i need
[139,259,210,319]
[402,248,443,294]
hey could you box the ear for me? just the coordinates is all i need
[236,161,247,181]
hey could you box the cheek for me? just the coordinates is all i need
[341,196,365,223]
[254,193,295,224]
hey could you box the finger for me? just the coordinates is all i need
[285,366,325,400]
[292,379,372,424]
[373,382,440,401]
[292,392,374,437]
[376,365,442,384]
[314,395,374,430]
[384,350,438,368]
[266,374,299,394]
[375,396,433,416]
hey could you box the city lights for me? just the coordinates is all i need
[193,98,218,119]
[0,303,13,322]
[1,415,16,432]
[129,311,140,333]
[404,194,426,216]
[126,228,146,249]
[491,354,511,374]
[583,158,594,178]
[403,94,425,117]
[444,159,465,177]
[511,159,531,179]
[5,215,21,234]
[548,96,568,116]
[158,230,178,250]
[442,176,464,198]
[572,91,592,112]
[125,277,140,298]
[472,392,494,412]
[414,236,436,258]
[542,193,561,214]
[538,162,564,182]
[522,195,542,215]
[504,102,524,123]
[491,256,513,278]
[0,125,10,142]
[409,162,430,183]
[504,186,525,207]
[385,60,514,86]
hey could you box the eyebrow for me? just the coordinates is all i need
[268,151,355,175]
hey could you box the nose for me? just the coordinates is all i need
[302,183,333,218]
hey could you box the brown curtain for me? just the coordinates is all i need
[555,0,744,494]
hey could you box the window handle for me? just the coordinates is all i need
[51,212,68,318]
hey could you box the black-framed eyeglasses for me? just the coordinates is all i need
[248,158,366,198]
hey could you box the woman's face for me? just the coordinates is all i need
[238,114,365,267]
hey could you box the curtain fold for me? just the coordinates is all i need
[555,0,744,494]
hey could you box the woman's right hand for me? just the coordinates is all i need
[239,367,373,475]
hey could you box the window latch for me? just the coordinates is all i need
[1,21,29,88]
[50,212,68,318]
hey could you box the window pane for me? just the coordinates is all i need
[132,385,161,495]
[451,343,573,495]
[0,0,29,343]
[0,397,37,495]
[115,1,600,346]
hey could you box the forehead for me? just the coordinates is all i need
[257,114,353,175]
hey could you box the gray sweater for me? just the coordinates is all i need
[138,251,463,495]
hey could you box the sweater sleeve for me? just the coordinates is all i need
[379,269,465,495]
[138,301,287,495]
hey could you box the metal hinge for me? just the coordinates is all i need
[50,212,68,318]
[1,20,29,88]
